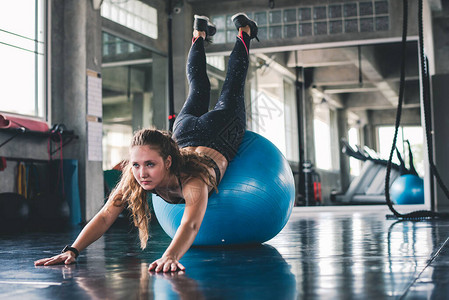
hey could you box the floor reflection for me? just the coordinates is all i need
[2,209,449,299]
[31,243,295,299]
[152,244,296,299]
[267,211,449,299]
[74,261,152,300]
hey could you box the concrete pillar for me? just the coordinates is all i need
[143,92,152,129]
[330,109,339,170]
[86,1,104,222]
[430,2,449,212]
[62,0,88,221]
[152,52,168,130]
[363,110,376,150]
[131,91,152,131]
[432,75,449,212]
[303,88,315,164]
[172,5,192,115]
[61,0,103,221]
[133,93,144,131]
[337,109,350,192]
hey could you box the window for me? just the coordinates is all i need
[211,1,390,43]
[248,55,298,162]
[313,103,332,170]
[101,0,158,39]
[0,0,46,117]
[251,89,287,155]
[101,32,156,170]
[348,127,361,176]
[103,124,133,170]
[206,55,225,71]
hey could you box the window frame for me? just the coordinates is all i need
[0,0,48,121]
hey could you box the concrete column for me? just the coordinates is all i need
[330,109,339,170]
[61,0,103,221]
[131,91,152,131]
[133,93,144,131]
[303,88,315,164]
[430,2,449,212]
[85,1,104,222]
[62,0,88,221]
[143,92,152,129]
[337,109,350,192]
[152,52,168,130]
[172,3,192,116]
[363,110,376,150]
[432,75,449,212]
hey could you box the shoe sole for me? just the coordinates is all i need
[231,12,250,22]
[231,12,259,41]
[194,15,216,37]
[194,15,210,22]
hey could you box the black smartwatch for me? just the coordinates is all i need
[62,245,80,258]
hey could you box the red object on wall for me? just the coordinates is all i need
[0,113,49,132]
[0,157,6,171]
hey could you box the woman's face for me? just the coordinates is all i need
[130,145,171,190]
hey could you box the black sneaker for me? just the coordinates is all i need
[231,12,259,42]
[193,15,217,37]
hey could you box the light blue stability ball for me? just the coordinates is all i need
[390,174,424,205]
[152,131,296,246]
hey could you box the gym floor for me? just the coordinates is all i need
[1,207,449,299]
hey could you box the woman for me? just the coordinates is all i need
[34,13,258,273]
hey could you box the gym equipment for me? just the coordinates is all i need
[0,193,29,232]
[388,142,424,205]
[62,159,82,226]
[332,140,401,204]
[390,174,424,205]
[152,131,295,245]
[0,113,49,132]
[385,0,449,220]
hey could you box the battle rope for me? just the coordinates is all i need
[384,0,449,220]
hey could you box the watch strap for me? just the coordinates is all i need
[62,245,79,258]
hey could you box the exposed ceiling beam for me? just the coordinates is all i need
[340,46,400,106]
[344,91,420,110]
[256,53,296,81]
[311,87,344,108]
[324,86,379,94]
[286,48,354,68]
[312,64,360,86]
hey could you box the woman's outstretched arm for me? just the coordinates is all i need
[34,198,125,266]
[149,177,208,272]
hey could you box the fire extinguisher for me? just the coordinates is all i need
[313,172,322,204]
[303,160,322,206]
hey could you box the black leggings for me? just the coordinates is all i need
[172,32,251,162]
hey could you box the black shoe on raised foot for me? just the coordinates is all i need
[231,12,259,42]
[193,15,217,38]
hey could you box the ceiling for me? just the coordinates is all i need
[286,41,421,113]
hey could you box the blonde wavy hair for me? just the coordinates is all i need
[107,128,217,249]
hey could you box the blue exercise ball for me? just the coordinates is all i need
[390,174,424,205]
[152,131,295,246]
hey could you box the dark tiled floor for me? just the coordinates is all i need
[1,207,449,299]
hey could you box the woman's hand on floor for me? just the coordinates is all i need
[149,256,185,272]
[34,252,77,266]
